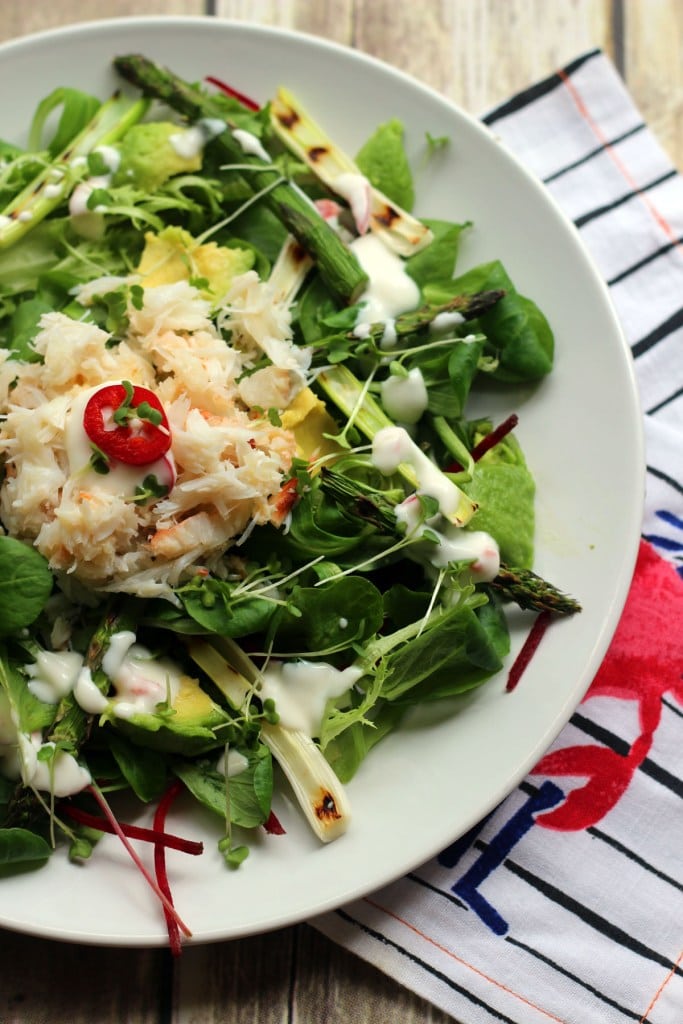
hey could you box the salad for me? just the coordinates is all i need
[0,53,579,949]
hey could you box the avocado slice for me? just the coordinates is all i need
[109,673,231,756]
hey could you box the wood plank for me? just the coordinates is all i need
[214,1,354,44]
[172,927,295,1024]
[623,0,683,168]
[0,0,205,45]
[351,0,614,115]
[294,925,453,1024]
[0,930,164,1024]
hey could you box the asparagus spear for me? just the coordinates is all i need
[0,92,149,251]
[348,289,505,348]
[47,603,131,752]
[113,54,369,305]
[489,566,581,614]
[319,467,581,615]
[320,466,398,533]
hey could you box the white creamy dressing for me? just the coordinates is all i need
[1,634,186,796]
[170,118,226,160]
[44,168,65,200]
[232,128,272,163]
[0,655,92,795]
[24,650,83,704]
[395,494,499,578]
[215,747,249,778]
[18,733,91,798]
[260,660,363,737]
[380,367,428,425]
[101,630,183,720]
[17,631,186,725]
[352,322,371,340]
[0,687,91,796]
[74,666,109,715]
[334,172,372,234]
[64,383,176,498]
[350,233,420,334]
[69,145,121,231]
[430,310,465,334]
[379,318,397,350]
[372,428,500,581]
[372,425,463,521]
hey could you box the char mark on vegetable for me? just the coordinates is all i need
[374,203,401,228]
[291,242,309,265]
[275,106,300,130]
[307,145,329,162]
[315,791,342,823]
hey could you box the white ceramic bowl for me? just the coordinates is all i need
[0,17,643,945]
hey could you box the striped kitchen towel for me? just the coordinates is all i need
[312,50,683,1024]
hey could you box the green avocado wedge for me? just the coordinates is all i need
[108,673,231,756]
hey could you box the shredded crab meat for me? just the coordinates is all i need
[0,279,307,598]
[218,270,311,377]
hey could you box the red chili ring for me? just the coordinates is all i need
[83,383,172,467]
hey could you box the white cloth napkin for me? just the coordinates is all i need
[312,50,683,1024]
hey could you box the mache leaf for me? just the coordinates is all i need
[0,536,53,635]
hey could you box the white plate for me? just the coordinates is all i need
[0,17,643,945]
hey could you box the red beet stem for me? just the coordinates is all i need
[506,611,552,692]
[264,810,286,835]
[86,784,193,940]
[205,75,260,111]
[154,780,187,957]
[471,413,519,462]
[445,413,519,473]
[62,803,203,855]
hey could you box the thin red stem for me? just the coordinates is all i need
[446,413,520,473]
[154,780,186,957]
[205,75,260,111]
[264,810,286,835]
[62,804,203,855]
[470,413,519,462]
[86,783,193,940]
[506,611,552,692]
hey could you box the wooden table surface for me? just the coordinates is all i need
[1,3,681,1023]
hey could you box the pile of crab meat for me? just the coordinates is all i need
[0,273,312,598]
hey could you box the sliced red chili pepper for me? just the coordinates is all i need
[83,382,172,467]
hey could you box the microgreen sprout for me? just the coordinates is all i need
[196,172,286,246]
[89,443,110,475]
[323,366,377,449]
[113,380,164,427]
[218,743,250,869]
[131,474,170,506]
[313,533,415,585]
[231,553,326,599]
[154,674,177,720]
